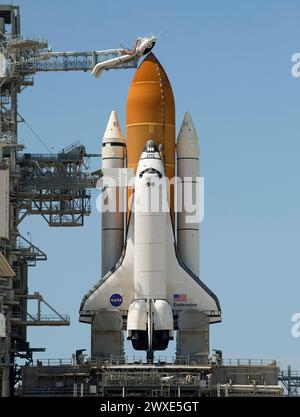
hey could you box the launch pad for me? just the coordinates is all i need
[19,356,282,397]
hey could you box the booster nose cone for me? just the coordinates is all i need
[177,111,199,158]
[103,110,124,144]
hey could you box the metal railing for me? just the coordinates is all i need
[31,358,74,366]
[28,356,200,367]
[11,313,70,322]
[20,386,92,397]
[27,355,278,368]
[280,369,300,378]
[220,359,277,366]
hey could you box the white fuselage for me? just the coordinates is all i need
[134,149,167,299]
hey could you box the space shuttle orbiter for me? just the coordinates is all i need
[80,54,221,362]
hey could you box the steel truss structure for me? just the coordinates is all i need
[0,4,136,396]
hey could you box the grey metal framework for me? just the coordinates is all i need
[18,356,283,397]
[279,365,300,396]
[17,142,97,227]
[0,4,136,397]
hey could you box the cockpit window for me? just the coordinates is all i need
[139,168,162,178]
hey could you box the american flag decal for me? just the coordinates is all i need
[174,293,187,302]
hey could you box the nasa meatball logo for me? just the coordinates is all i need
[110,294,123,307]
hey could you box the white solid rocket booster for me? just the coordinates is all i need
[101,111,125,277]
[176,112,200,277]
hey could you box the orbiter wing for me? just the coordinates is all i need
[79,208,221,324]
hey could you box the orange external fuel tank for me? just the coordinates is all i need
[126,53,175,224]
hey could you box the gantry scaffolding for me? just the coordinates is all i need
[16,141,97,227]
[0,4,138,397]
[279,366,300,396]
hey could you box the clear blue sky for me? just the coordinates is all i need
[10,0,300,369]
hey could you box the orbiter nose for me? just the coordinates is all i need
[143,139,159,154]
